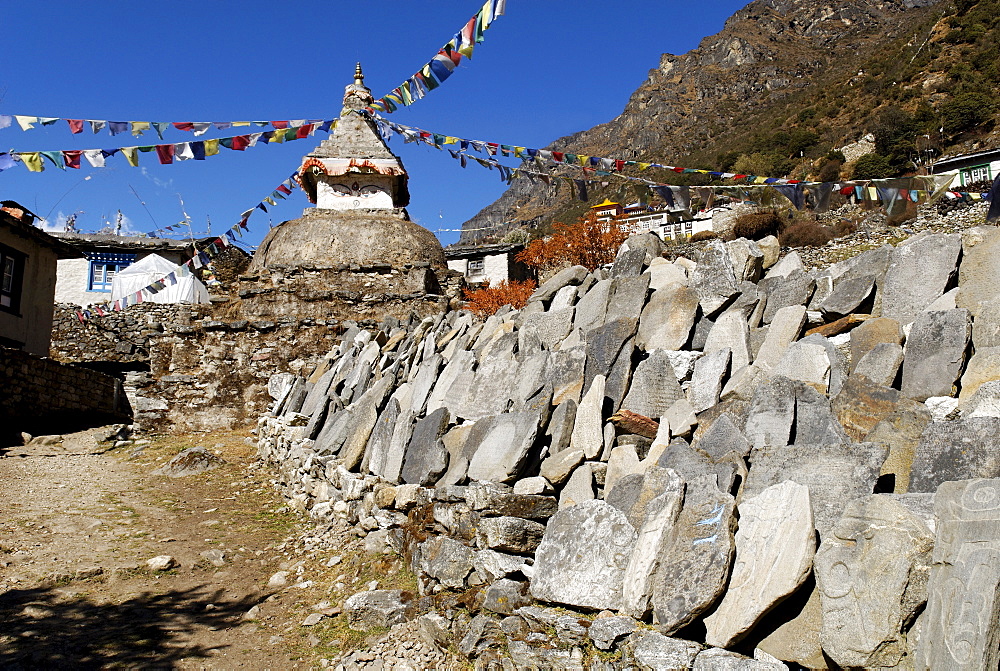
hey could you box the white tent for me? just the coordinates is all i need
[110,253,210,305]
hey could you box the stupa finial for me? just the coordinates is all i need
[354,62,365,86]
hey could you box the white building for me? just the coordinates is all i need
[445,243,533,285]
[932,148,1000,188]
[590,199,714,241]
[48,233,196,307]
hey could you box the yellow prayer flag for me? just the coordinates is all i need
[578,156,588,166]
[269,132,285,144]
[19,152,43,172]
[232,121,251,127]
[121,147,139,167]
[444,136,459,145]
[265,197,276,206]
[639,163,651,171]
[514,147,526,158]
[868,186,879,200]
[204,139,220,156]
[130,121,151,136]
[755,176,767,184]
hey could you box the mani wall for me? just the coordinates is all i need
[255,227,1000,669]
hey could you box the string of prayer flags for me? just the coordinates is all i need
[367,0,505,114]
[0,114,327,138]
[75,172,299,323]
[145,174,298,238]
[6,120,337,173]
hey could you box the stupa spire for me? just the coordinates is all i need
[354,62,365,86]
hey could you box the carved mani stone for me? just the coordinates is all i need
[916,478,1000,670]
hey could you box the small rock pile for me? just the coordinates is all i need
[256,211,1000,669]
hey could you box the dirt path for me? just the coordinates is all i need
[0,426,352,670]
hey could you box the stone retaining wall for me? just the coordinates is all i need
[253,225,1000,668]
[0,346,129,439]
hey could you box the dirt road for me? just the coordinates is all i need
[0,426,358,670]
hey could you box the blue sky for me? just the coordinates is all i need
[2,1,748,249]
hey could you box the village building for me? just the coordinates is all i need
[49,232,198,307]
[590,198,713,241]
[932,147,1000,187]
[0,201,82,355]
[237,64,449,323]
[444,242,533,285]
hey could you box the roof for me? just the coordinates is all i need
[444,242,525,259]
[49,232,195,254]
[591,198,621,209]
[0,202,84,259]
[933,147,1000,172]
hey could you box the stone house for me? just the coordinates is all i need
[932,147,1000,188]
[48,232,196,307]
[0,201,82,356]
[445,243,534,285]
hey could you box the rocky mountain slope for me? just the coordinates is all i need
[459,0,1000,243]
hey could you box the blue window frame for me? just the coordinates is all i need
[86,252,136,292]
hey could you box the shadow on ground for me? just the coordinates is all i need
[0,582,262,669]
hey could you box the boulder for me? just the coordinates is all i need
[690,240,742,317]
[704,481,815,648]
[530,265,589,303]
[400,408,450,486]
[705,310,752,372]
[867,405,933,493]
[956,226,1000,316]
[588,615,637,650]
[852,342,903,387]
[636,284,699,351]
[814,495,933,669]
[900,309,970,401]
[754,305,807,371]
[744,442,888,540]
[153,447,225,477]
[646,258,688,292]
[726,238,765,282]
[627,631,701,671]
[611,247,648,278]
[574,278,612,334]
[771,341,831,392]
[908,417,1000,492]
[620,350,685,420]
[519,309,575,352]
[344,590,413,631]
[881,232,961,324]
[418,536,475,589]
[958,345,1000,403]
[477,516,546,554]
[558,462,595,509]
[689,347,731,414]
[917,478,1000,670]
[482,579,532,615]
[650,477,737,634]
[759,269,815,325]
[620,468,686,618]
[530,500,638,611]
[606,275,651,324]
[570,376,606,459]
[465,411,541,484]
[849,316,903,371]
[818,275,876,319]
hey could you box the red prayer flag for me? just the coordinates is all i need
[231,135,250,151]
[63,150,82,169]
[173,122,194,131]
[66,119,85,134]
[276,184,292,195]
[296,124,314,139]
[155,144,175,164]
[270,121,289,129]
[552,152,564,162]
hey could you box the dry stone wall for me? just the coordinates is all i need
[0,346,129,440]
[252,224,1000,668]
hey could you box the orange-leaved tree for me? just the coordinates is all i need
[516,211,630,272]
[462,279,538,316]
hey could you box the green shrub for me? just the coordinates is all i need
[853,153,893,180]
[941,91,995,134]
[689,230,718,243]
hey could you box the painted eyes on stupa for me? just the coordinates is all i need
[330,184,382,197]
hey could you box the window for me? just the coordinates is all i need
[468,259,485,277]
[86,252,136,292]
[962,164,992,185]
[0,244,25,314]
